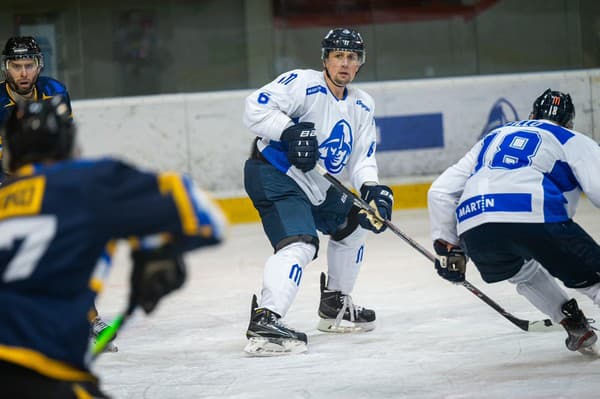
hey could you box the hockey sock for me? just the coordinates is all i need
[326,227,367,294]
[508,259,570,323]
[260,241,316,318]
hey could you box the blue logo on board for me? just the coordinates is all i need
[479,98,519,139]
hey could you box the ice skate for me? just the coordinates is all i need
[317,272,376,333]
[560,298,597,356]
[91,317,118,353]
[244,295,307,356]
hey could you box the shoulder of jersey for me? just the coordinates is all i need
[55,157,126,177]
[37,76,69,97]
[274,69,322,86]
[349,87,374,113]
[0,81,12,107]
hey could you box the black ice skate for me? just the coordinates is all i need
[244,295,307,356]
[560,298,598,356]
[91,316,118,353]
[317,272,376,333]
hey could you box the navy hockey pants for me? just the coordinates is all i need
[461,221,600,288]
[244,159,355,254]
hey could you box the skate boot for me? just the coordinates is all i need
[244,295,307,356]
[317,272,376,333]
[560,298,597,356]
[91,316,118,353]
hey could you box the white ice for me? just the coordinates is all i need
[96,198,600,399]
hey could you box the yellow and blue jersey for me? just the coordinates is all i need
[0,158,225,381]
[0,76,73,124]
[0,76,73,179]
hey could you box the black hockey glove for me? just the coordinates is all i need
[280,122,318,172]
[358,183,393,233]
[130,244,186,314]
[433,240,467,283]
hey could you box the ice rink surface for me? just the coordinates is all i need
[96,198,600,399]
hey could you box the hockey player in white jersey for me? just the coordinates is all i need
[428,88,600,355]
[242,28,393,355]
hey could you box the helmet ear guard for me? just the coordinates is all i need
[321,28,366,65]
[530,88,575,128]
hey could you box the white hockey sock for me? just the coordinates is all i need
[260,241,316,318]
[575,283,600,307]
[508,259,570,323]
[326,227,367,294]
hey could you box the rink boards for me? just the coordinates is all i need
[72,69,600,223]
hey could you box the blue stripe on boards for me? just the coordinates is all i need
[375,113,444,151]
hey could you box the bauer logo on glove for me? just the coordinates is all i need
[358,183,393,233]
[280,122,318,172]
[433,240,467,283]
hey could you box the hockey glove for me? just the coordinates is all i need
[280,122,318,172]
[433,240,467,283]
[358,183,393,233]
[130,244,186,314]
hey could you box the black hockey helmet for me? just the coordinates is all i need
[2,96,75,172]
[530,88,575,129]
[1,36,44,72]
[321,28,365,65]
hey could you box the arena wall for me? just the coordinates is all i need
[73,69,600,223]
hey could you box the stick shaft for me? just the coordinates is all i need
[315,165,553,332]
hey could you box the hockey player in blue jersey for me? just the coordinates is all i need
[0,36,73,168]
[243,28,393,355]
[0,97,226,397]
[428,89,600,355]
[0,36,72,119]
[0,35,116,351]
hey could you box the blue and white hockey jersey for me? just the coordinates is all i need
[244,69,379,205]
[0,158,225,381]
[428,120,600,244]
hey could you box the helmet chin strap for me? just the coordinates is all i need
[324,67,345,88]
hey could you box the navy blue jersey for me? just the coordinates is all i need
[0,76,73,179]
[0,76,72,124]
[0,158,225,381]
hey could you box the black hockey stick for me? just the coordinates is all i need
[315,165,557,332]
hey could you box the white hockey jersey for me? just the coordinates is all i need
[428,119,600,244]
[243,69,379,205]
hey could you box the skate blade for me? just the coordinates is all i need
[578,343,600,357]
[103,342,119,353]
[317,318,375,333]
[244,337,307,357]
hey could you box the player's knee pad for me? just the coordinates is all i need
[330,206,361,242]
[275,241,317,266]
[330,224,366,248]
[261,241,317,316]
[508,258,543,285]
[275,234,319,259]
[509,259,569,323]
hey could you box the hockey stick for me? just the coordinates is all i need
[92,301,136,358]
[315,164,557,332]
